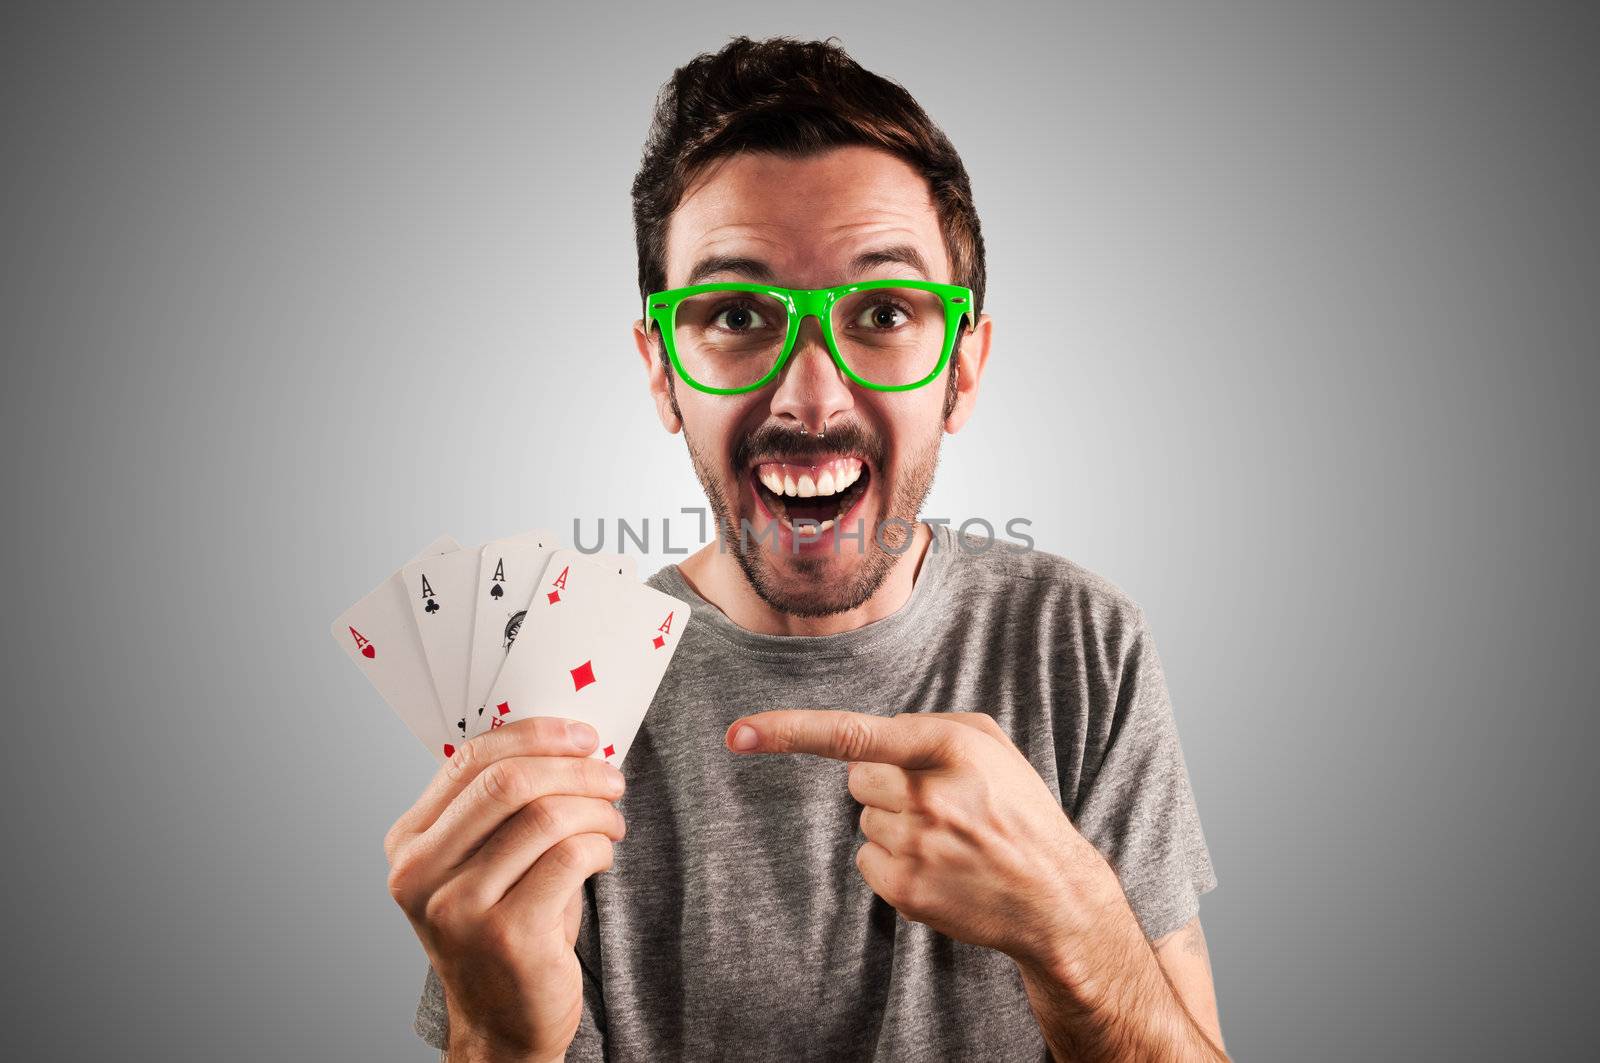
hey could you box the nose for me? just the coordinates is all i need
[769,314,854,435]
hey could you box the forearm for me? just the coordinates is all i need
[442,1026,562,1063]
[1013,897,1228,1062]
[442,1045,563,1063]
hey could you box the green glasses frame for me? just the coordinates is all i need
[644,279,975,395]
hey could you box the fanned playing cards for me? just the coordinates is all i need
[331,531,680,770]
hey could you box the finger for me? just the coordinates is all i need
[726,709,967,769]
[402,754,625,895]
[847,760,909,813]
[857,804,915,857]
[390,716,599,845]
[498,832,618,927]
[446,794,626,910]
[854,839,897,902]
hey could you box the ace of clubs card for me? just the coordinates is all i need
[401,546,486,746]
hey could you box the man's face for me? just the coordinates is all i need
[634,145,987,617]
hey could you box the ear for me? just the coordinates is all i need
[634,317,682,434]
[943,311,992,434]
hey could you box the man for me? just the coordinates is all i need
[386,36,1224,1061]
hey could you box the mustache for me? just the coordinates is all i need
[732,419,883,469]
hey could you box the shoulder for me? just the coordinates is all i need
[644,564,682,595]
[933,528,1156,677]
[939,528,1151,645]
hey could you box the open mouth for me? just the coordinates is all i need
[749,455,872,533]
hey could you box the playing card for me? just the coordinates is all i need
[465,543,637,739]
[401,545,484,746]
[478,550,687,768]
[464,536,555,739]
[330,534,461,761]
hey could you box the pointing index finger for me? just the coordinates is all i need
[726,709,961,770]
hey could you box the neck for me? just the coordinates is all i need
[675,521,934,636]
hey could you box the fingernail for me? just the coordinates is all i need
[730,724,758,751]
[569,721,597,747]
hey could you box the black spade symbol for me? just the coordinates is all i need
[456,716,466,735]
[490,583,504,599]
[425,598,440,614]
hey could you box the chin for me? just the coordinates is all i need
[734,546,895,618]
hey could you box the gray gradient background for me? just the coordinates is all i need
[2,1,1594,1059]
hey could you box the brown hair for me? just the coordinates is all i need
[631,35,987,323]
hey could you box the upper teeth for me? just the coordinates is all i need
[757,457,863,498]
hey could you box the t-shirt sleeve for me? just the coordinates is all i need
[1069,605,1218,942]
[412,878,608,1059]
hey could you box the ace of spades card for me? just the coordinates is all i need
[464,537,556,740]
[480,550,688,768]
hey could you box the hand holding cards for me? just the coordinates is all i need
[331,531,683,768]
[362,539,660,1062]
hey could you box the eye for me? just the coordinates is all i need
[712,301,773,332]
[851,299,912,330]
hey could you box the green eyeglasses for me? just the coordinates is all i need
[645,279,975,395]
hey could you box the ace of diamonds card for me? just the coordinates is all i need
[480,550,688,768]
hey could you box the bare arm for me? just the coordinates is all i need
[1013,892,1228,1063]
[1151,916,1224,1053]
[442,1049,563,1063]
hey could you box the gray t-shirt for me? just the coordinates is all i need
[416,524,1217,1059]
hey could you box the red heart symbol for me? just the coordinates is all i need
[442,743,455,758]
[361,644,376,659]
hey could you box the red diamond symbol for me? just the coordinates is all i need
[652,635,665,649]
[547,590,561,604]
[496,701,511,716]
[442,744,455,758]
[570,660,596,691]
[603,744,615,758]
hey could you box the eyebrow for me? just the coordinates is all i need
[684,255,776,286]
[683,243,932,287]
[848,244,931,280]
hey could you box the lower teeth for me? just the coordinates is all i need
[779,514,838,534]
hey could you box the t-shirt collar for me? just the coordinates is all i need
[647,522,957,662]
